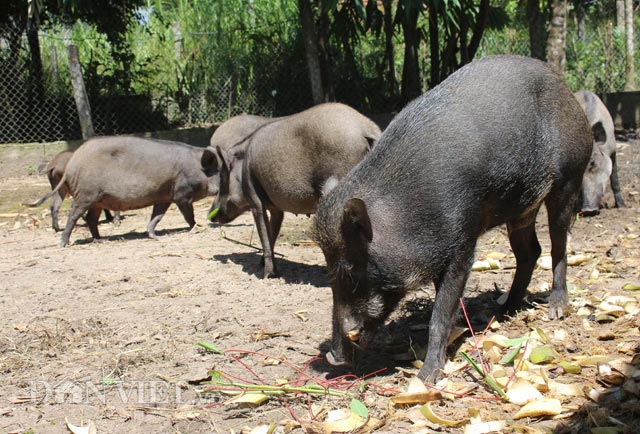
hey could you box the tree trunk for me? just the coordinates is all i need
[468,0,489,61]
[298,0,324,105]
[68,45,95,139]
[527,0,546,60]
[428,6,440,88]
[576,7,586,41]
[398,1,421,102]
[616,0,625,31]
[624,0,635,91]
[26,18,44,100]
[546,0,567,77]
[316,3,335,101]
[382,0,397,99]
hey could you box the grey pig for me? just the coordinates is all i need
[27,136,218,246]
[208,103,381,277]
[574,90,625,214]
[313,56,593,382]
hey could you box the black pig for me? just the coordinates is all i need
[313,56,593,381]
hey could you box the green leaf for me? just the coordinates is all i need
[101,376,120,386]
[208,370,224,381]
[557,361,582,374]
[355,0,367,20]
[529,346,555,364]
[500,345,522,365]
[622,283,640,291]
[350,398,368,419]
[197,342,224,354]
[207,207,219,220]
[503,337,527,347]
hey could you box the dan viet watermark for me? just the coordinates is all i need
[28,379,188,405]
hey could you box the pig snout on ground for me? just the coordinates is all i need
[574,89,626,214]
[313,55,593,382]
[210,103,381,278]
[54,136,217,247]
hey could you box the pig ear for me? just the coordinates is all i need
[201,148,218,176]
[215,145,229,171]
[592,121,607,144]
[341,198,373,261]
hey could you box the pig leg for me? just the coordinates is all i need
[610,152,626,208]
[147,202,171,238]
[50,190,65,232]
[268,209,284,251]
[245,177,277,278]
[103,209,114,222]
[60,201,91,247]
[113,211,122,226]
[103,210,122,226]
[502,214,541,315]
[252,203,277,278]
[176,200,196,229]
[85,205,102,241]
[545,188,579,320]
[418,250,474,381]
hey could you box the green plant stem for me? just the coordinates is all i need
[201,381,349,397]
[460,351,508,401]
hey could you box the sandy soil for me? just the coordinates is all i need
[0,140,638,434]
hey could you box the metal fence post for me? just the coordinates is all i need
[68,44,95,139]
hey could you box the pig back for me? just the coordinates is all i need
[327,56,592,234]
[246,103,378,214]
[64,136,207,209]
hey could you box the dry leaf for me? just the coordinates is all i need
[548,380,585,397]
[419,402,467,426]
[567,254,591,266]
[574,354,613,366]
[248,423,276,434]
[537,256,552,270]
[598,364,625,385]
[448,326,469,345]
[390,378,442,405]
[481,334,509,351]
[65,418,97,434]
[226,393,269,407]
[506,378,543,406]
[463,420,507,434]
[513,398,562,420]
[322,409,366,433]
[487,251,507,260]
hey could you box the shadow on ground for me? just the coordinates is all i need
[212,251,329,287]
[310,288,506,380]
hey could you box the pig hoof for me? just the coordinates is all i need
[416,366,442,384]
[263,270,278,279]
[189,225,199,234]
[326,351,351,367]
[548,306,565,320]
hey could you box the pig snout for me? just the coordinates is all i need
[327,317,367,367]
[580,208,600,217]
[326,339,361,368]
[326,350,351,367]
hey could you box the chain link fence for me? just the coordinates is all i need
[1,5,639,145]
[476,2,639,95]
[0,24,311,144]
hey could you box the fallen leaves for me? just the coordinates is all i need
[512,398,562,420]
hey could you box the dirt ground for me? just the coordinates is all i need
[0,139,639,434]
